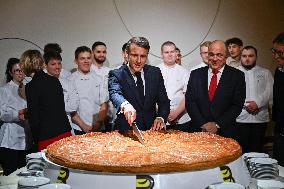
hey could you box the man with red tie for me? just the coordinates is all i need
[185,40,245,140]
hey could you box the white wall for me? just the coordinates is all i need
[1,0,283,83]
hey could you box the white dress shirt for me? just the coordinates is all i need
[0,81,27,150]
[157,63,191,124]
[237,65,273,123]
[207,66,225,89]
[68,71,109,131]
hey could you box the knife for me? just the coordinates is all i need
[132,122,145,144]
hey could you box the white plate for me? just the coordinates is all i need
[18,176,50,187]
[243,152,269,158]
[208,182,245,189]
[257,179,284,188]
[250,158,278,165]
[39,183,71,189]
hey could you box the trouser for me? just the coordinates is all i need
[167,121,191,132]
[236,122,267,153]
[0,147,26,176]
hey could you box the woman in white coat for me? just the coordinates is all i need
[0,58,29,175]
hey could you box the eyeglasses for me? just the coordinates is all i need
[200,52,208,55]
[13,69,23,74]
[271,48,284,57]
[208,52,225,59]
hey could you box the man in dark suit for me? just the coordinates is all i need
[185,40,246,140]
[108,37,170,131]
[271,32,284,166]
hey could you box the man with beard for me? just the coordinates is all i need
[225,37,243,68]
[185,40,245,139]
[91,41,111,79]
[91,41,112,131]
[271,32,284,166]
[236,46,273,153]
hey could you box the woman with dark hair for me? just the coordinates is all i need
[19,50,72,151]
[0,58,28,175]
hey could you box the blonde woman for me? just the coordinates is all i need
[20,50,71,151]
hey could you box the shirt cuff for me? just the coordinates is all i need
[215,123,220,129]
[156,117,165,123]
[119,101,130,114]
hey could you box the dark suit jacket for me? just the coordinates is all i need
[25,70,71,142]
[272,68,284,134]
[108,64,170,131]
[185,65,245,139]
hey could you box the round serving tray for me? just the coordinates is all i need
[42,152,250,189]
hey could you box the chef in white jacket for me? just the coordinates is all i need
[0,58,30,175]
[236,46,273,153]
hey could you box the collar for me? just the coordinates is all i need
[8,80,20,87]
[209,65,225,74]
[127,64,144,76]
[162,62,176,69]
[278,65,284,72]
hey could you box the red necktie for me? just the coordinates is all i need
[208,69,218,102]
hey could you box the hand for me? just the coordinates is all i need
[151,117,165,131]
[245,101,259,114]
[123,104,136,125]
[18,108,27,121]
[201,122,218,134]
[92,122,101,131]
[168,109,179,124]
[82,124,93,133]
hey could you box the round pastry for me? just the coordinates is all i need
[46,130,241,173]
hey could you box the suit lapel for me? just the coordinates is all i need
[124,66,144,108]
[201,67,210,102]
[143,65,150,107]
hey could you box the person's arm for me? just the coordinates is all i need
[0,87,21,122]
[168,95,185,123]
[25,83,40,142]
[152,69,170,130]
[253,70,274,110]
[185,71,207,128]
[108,70,136,125]
[63,79,79,113]
[216,71,246,128]
[92,102,108,131]
[71,112,92,133]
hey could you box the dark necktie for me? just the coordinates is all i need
[208,69,218,102]
[135,72,145,104]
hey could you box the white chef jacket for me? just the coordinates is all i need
[157,63,191,124]
[189,62,207,76]
[68,71,109,131]
[91,64,115,124]
[59,68,71,79]
[237,65,273,123]
[59,77,79,113]
[91,64,110,82]
[226,57,241,68]
[0,81,27,150]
